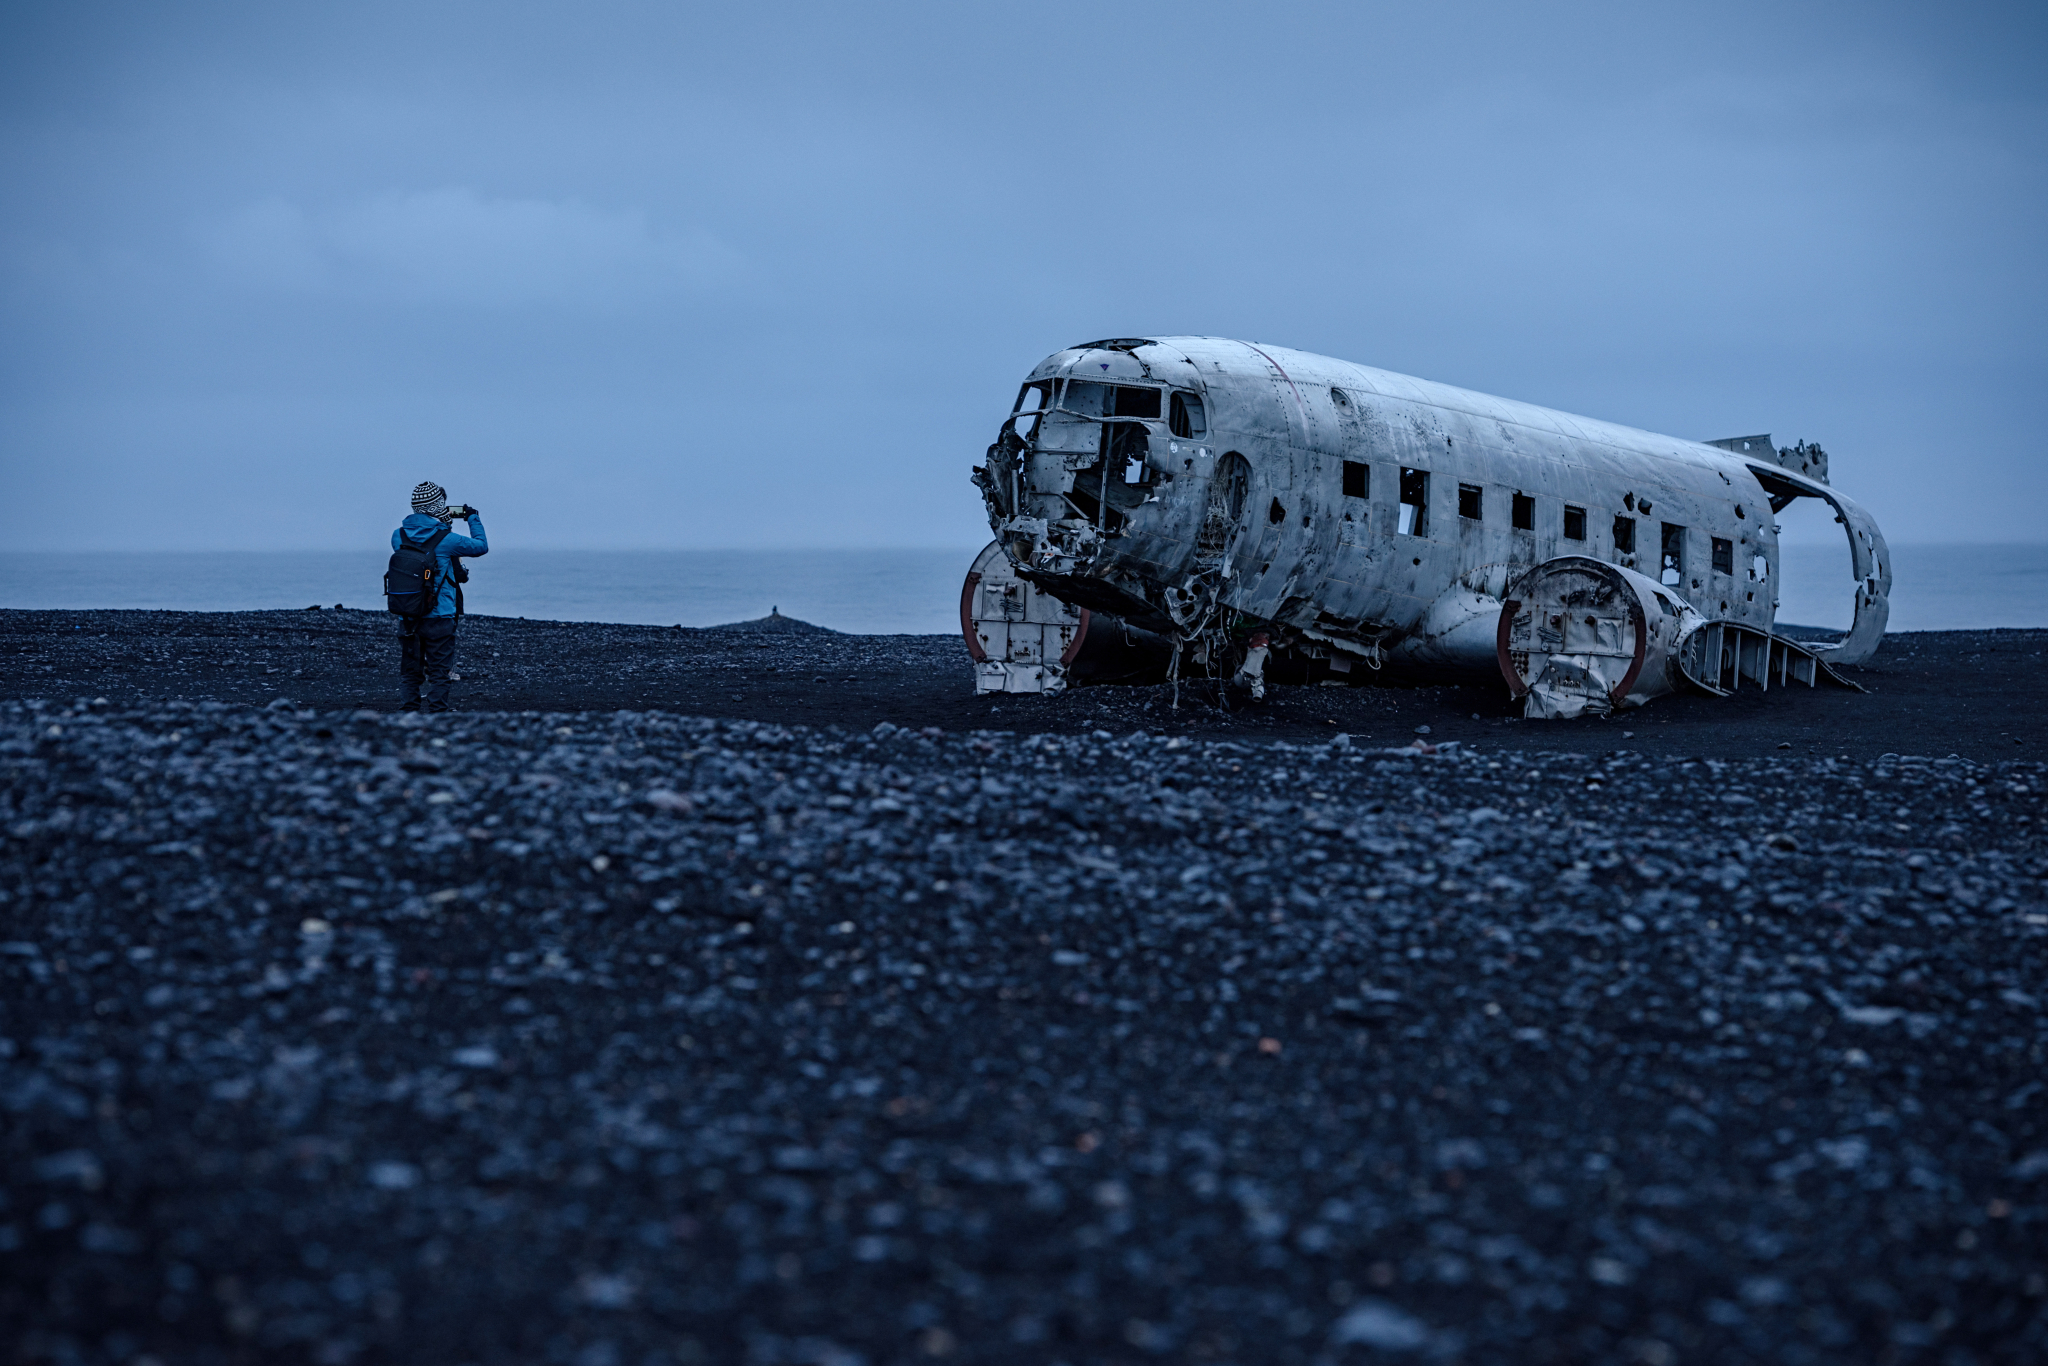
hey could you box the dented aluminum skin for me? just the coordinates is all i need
[961,540,1088,694]
[970,337,1890,715]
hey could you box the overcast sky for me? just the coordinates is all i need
[3,1,2042,551]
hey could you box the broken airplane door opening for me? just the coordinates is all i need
[966,337,1891,718]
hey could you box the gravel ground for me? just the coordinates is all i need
[3,695,2044,1365]
[5,609,2045,761]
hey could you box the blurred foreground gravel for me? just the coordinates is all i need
[3,698,2045,1365]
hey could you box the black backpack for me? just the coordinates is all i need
[384,526,451,618]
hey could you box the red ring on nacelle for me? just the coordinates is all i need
[959,571,987,662]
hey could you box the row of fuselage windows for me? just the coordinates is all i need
[1339,461,1740,584]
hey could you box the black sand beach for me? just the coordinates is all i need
[2,611,2044,1364]
[4,608,2045,761]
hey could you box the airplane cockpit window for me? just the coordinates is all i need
[1003,379,1175,505]
[1009,382,1051,441]
[1712,537,1734,575]
[1111,386,1161,419]
[1613,515,1636,555]
[1058,381,1110,417]
[1563,505,1587,540]
[1169,391,1207,439]
[1398,468,1429,537]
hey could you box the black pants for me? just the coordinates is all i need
[399,616,459,712]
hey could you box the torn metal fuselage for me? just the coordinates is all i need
[968,337,1890,716]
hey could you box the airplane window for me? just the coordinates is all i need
[1458,483,1482,520]
[1660,522,1685,585]
[1112,386,1161,419]
[1169,392,1207,439]
[1010,382,1050,441]
[1563,505,1586,540]
[1398,468,1429,537]
[1712,537,1734,575]
[1750,554,1769,581]
[1059,381,1110,416]
[1219,452,1251,523]
[1512,493,1535,530]
[1613,515,1636,555]
[1342,461,1368,499]
[1106,422,1150,484]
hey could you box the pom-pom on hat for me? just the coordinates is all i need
[411,481,448,517]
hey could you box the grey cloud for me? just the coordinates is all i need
[0,0,2041,552]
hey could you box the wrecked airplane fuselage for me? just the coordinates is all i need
[968,337,1889,716]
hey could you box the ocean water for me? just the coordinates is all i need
[0,542,2040,636]
[0,549,983,635]
[1772,542,2046,633]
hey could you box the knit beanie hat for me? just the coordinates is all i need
[412,481,448,518]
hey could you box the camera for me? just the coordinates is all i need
[443,503,476,520]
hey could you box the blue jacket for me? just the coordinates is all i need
[392,512,487,618]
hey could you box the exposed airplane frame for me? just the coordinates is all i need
[967,337,1890,718]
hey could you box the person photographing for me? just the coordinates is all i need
[384,481,487,713]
